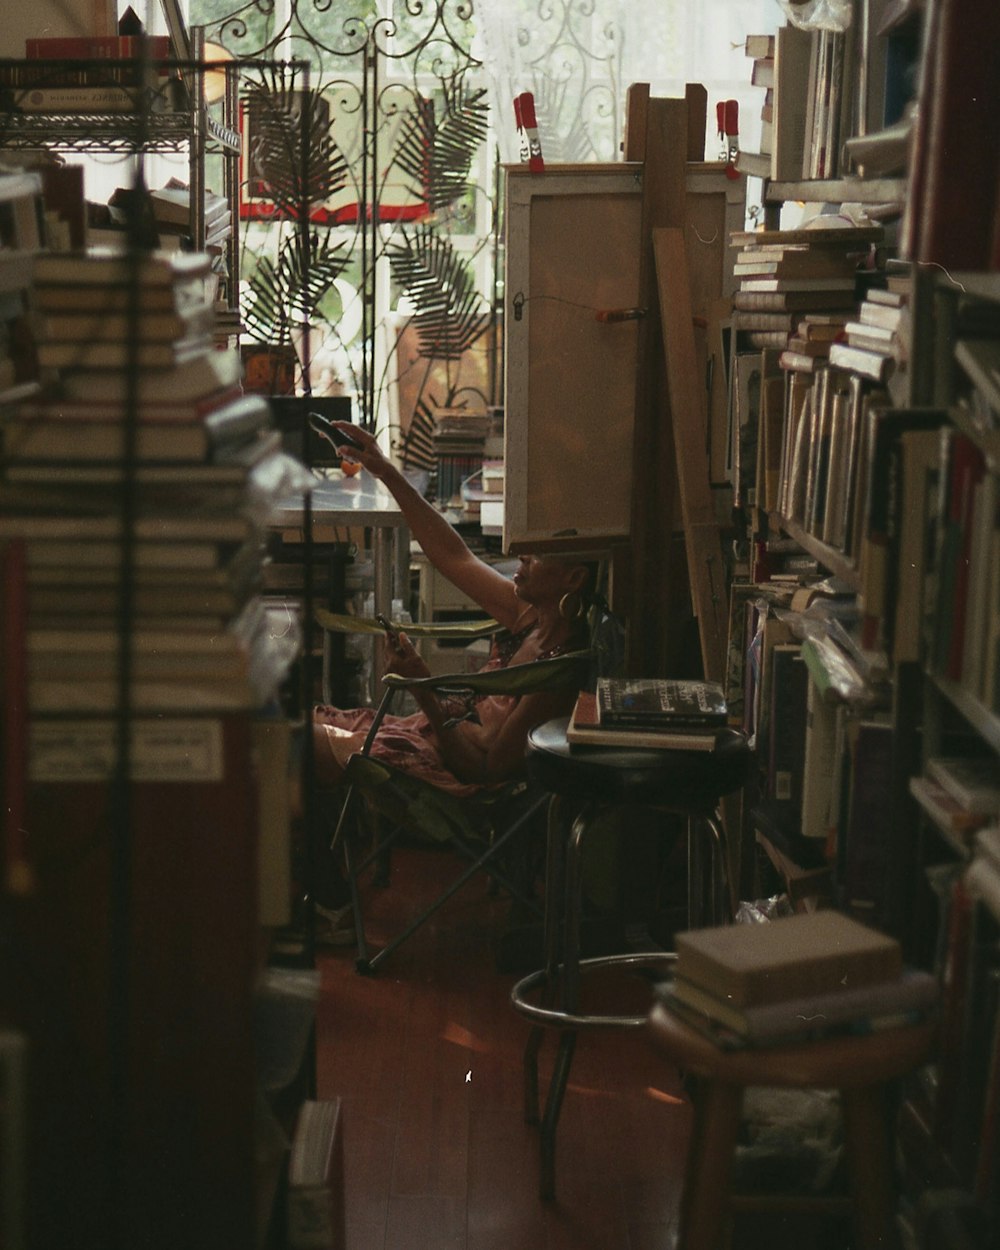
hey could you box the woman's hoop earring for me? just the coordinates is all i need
[559,591,583,621]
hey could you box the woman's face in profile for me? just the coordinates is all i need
[512,555,578,605]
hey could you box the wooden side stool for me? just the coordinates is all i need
[647,999,937,1250]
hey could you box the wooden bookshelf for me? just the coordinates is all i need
[727,8,1000,1236]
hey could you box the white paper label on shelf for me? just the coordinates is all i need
[29,718,225,782]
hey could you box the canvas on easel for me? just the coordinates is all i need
[503,164,643,555]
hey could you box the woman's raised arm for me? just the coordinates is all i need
[333,422,520,628]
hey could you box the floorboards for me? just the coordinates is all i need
[313,844,691,1250]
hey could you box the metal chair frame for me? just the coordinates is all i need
[317,612,595,974]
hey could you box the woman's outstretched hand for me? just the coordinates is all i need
[331,421,390,479]
[383,629,431,681]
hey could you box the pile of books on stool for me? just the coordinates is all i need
[567,676,728,751]
[659,909,939,1050]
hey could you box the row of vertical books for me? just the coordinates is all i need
[735,18,870,184]
[0,21,182,115]
[727,223,884,523]
[735,5,924,189]
[728,575,896,922]
[846,296,1000,702]
[431,407,493,506]
[0,241,308,719]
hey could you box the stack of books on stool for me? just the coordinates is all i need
[659,909,939,1050]
[568,676,729,751]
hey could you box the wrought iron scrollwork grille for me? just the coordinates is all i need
[194,0,498,463]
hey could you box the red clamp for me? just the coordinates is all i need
[716,99,740,180]
[514,92,544,173]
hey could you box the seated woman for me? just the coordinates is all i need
[312,421,594,794]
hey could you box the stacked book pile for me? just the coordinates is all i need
[99,182,236,336]
[775,313,850,368]
[731,224,878,352]
[0,247,307,714]
[567,677,728,751]
[108,179,233,253]
[30,249,219,375]
[660,909,939,1049]
[828,287,911,384]
[730,33,776,180]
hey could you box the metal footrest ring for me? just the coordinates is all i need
[510,950,677,1029]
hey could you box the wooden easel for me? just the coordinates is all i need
[623,85,736,685]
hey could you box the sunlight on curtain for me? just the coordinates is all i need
[476,0,787,165]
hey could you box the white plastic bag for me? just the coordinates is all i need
[780,0,854,32]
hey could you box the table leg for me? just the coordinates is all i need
[372,526,394,698]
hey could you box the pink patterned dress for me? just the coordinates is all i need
[313,624,579,797]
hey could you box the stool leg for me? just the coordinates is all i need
[688,812,731,929]
[842,1085,901,1250]
[537,805,590,1200]
[678,1079,743,1250]
[524,797,570,1126]
[703,811,730,926]
[539,1031,577,1201]
[687,817,706,929]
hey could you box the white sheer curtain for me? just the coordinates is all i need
[476,0,787,165]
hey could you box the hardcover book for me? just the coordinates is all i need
[595,677,727,729]
[673,909,904,1009]
[734,289,858,313]
[567,690,719,752]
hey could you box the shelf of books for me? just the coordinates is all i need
[722,4,1000,1239]
[0,54,240,155]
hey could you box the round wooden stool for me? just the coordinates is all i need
[647,999,937,1250]
[511,717,752,1199]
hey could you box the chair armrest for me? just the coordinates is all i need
[314,608,499,640]
[381,649,592,698]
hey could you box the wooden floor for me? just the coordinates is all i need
[313,844,693,1250]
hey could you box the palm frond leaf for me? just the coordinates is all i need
[386,226,489,360]
[243,230,350,343]
[398,399,437,471]
[243,78,350,213]
[392,85,490,214]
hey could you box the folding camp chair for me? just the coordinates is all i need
[314,609,614,974]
